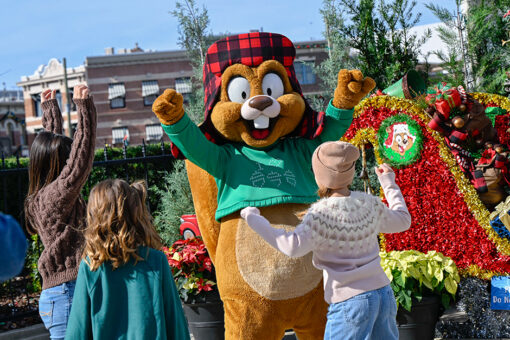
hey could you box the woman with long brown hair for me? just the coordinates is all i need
[65,179,190,340]
[24,85,96,340]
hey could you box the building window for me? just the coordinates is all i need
[67,88,77,111]
[112,126,129,145]
[31,93,42,117]
[55,90,63,110]
[142,80,160,106]
[294,60,316,85]
[175,77,192,94]
[145,124,163,142]
[108,83,126,109]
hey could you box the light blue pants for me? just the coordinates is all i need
[324,285,398,340]
[38,281,76,340]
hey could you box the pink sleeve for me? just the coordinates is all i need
[377,172,412,233]
[244,213,314,258]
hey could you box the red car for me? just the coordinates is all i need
[179,214,201,239]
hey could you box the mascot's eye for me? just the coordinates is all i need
[396,136,402,143]
[262,73,284,99]
[227,77,251,103]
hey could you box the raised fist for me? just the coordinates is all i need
[332,69,376,110]
[152,89,185,125]
[73,85,90,99]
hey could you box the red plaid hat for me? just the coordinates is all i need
[171,32,324,158]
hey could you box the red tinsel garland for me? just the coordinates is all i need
[346,106,510,274]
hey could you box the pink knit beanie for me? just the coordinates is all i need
[311,141,360,189]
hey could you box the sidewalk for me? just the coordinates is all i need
[2,322,509,339]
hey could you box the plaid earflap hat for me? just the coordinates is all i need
[171,32,325,158]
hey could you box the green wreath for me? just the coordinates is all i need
[378,114,423,167]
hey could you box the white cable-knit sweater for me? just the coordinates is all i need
[242,172,411,304]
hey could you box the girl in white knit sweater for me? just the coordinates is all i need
[241,141,411,340]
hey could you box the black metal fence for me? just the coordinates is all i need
[0,141,174,330]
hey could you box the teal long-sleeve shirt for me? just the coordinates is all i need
[65,247,190,340]
[163,101,354,221]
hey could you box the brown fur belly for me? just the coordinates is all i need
[235,204,322,300]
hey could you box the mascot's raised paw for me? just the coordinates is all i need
[152,89,185,125]
[333,69,376,110]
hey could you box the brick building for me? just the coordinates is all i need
[85,46,193,146]
[0,90,27,156]
[16,58,86,143]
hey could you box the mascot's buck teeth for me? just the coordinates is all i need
[254,116,269,129]
[241,95,281,130]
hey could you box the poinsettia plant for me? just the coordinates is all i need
[380,250,461,312]
[163,237,217,304]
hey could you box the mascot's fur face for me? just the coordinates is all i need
[210,60,305,148]
[391,131,414,155]
[385,123,414,156]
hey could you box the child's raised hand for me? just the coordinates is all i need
[73,85,90,99]
[374,163,394,177]
[41,89,56,103]
[240,207,260,220]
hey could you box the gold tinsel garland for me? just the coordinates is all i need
[345,95,510,278]
[471,92,510,112]
[459,265,509,281]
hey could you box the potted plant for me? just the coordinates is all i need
[380,250,461,340]
[163,237,224,340]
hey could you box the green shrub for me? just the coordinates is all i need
[153,161,195,246]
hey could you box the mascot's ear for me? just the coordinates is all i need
[386,126,392,133]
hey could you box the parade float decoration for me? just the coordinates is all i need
[344,76,510,279]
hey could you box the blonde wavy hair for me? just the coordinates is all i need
[84,179,162,271]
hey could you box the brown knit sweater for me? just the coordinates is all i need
[27,98,96,290]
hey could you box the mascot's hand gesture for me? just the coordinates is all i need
[152,89,185,125]
[332,69,376,110]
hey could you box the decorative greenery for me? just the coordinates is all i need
[314,0,356,98]
[163,237,216,304]
[26,234,42,293]
[425,0,469,88]
[153,161,195,246]
[380,250,460,312]
[377,114,423,167]
[467,2,510,95]
[334,0,430,90]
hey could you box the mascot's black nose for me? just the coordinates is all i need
[249,96,273,111]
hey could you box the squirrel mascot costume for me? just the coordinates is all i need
[153,32,375,339]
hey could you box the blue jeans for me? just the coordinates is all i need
[324,285,398,340]
[39,281,76,340]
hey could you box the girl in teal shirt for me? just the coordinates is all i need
[65,179,190,340]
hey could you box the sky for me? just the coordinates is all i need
[0,0,456,90]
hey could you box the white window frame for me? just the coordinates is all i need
[108,83,126,109]
[112,126,129,144]
[175,77,192,94]
[142,80,160,106]
[145,124,163,142]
